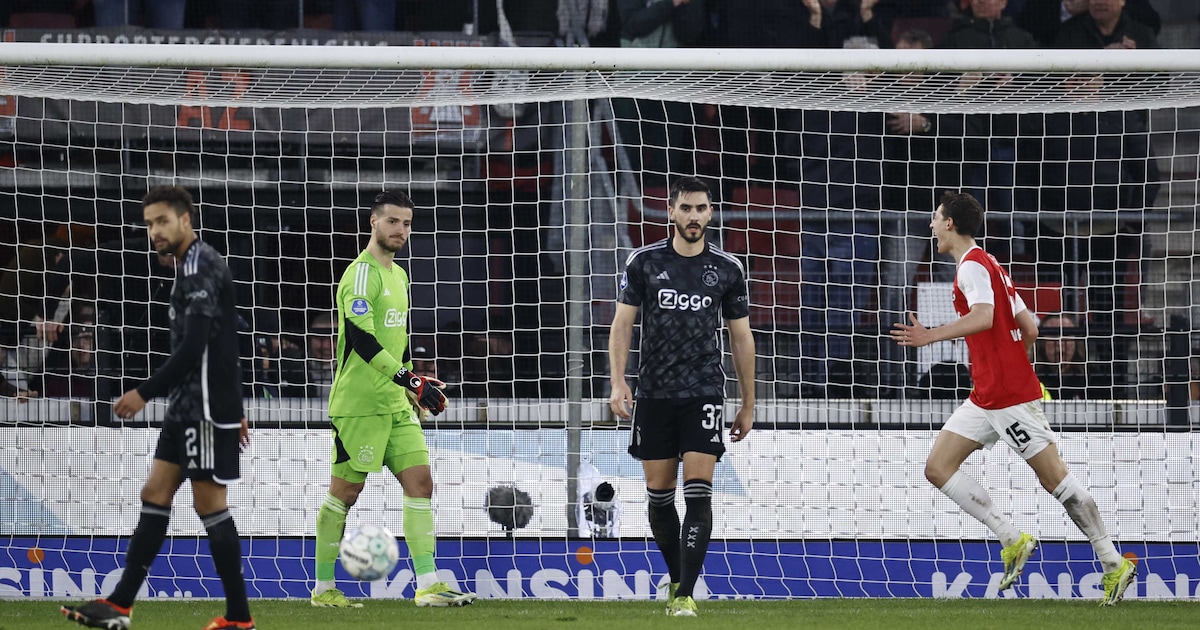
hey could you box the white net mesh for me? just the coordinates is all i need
[1,44,1198,601]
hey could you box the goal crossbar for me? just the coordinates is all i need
[1,44,1200,113]
[2,44,1199,73]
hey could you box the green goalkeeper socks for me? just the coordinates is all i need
[404,496,437,578]
[316,493,436,584]
[316,493,349,582]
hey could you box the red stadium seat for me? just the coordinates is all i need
[748,267,802,330]
[725,185,805,329]
[9,12,77,28]
[304,13,334,29]
[726,185,801,274]
[1014,282,1063,319]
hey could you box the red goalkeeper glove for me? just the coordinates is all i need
[394,368,447,415]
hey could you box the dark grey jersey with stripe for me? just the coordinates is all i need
[165,240,244,427]
[617,239,750,399]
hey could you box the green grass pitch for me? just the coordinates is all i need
[3,598,1198,630]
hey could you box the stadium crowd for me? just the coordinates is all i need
[0,0,1195,404]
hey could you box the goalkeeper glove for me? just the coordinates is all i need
[394,368,447,415]
[405,388,430,422]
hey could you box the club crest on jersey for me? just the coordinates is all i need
[701,265,719,287]
[356,445,376,465]
[350,298,370,316]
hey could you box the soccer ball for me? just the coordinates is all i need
[339,524,400,581]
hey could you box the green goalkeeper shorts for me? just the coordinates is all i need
[330,409,430,483]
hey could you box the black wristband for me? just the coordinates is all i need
[393,367,422,391]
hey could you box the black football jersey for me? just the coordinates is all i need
[164,240,244,427]
[617,239,749,399]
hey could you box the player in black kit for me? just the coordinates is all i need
[62,186,254,630]
[608,176,756,617]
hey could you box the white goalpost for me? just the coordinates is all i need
[1,43,1198,602]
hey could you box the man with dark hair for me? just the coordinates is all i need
[1054,0,1160,49]
[311,190,475,609]
[940,0,1036,49]
[1033,314,1115,400]
[62,185,254,630]
[892,191,1135,606]
[0,234,70,351]
[609,176,756,617]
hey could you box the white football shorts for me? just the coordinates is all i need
[942,398,1057,460]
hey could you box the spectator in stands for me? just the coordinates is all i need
[0,346,38,402]
[940,0,1037,48]
[334,0,395,31]
[613,0,706,179]
[0,373,38,401]
[28,320,97,399]
[94,0,187,29]
[801,0,892,48]
[937,0,1040,264]
[307,312,337,398]
[869,0,951,47]
[616,0,705,47]
[0,236,70,376]
[1033,314,1115,399]
[893,26,934,48]
[218,0,299,30]
[1054,0,1160,49]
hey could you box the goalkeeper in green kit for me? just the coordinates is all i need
[311,191,476,608]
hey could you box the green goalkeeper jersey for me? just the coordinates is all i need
[328,250,414,417]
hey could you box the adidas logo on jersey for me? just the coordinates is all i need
[710,434,721,443]
[656,271,670,280]
[383,288,391,296]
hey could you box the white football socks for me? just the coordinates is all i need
[1053,472,1124,573]
[940,471,1022,548]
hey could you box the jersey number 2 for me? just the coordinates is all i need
[185,427,199,457]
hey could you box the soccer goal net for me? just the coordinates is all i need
[1,42,1198,602]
